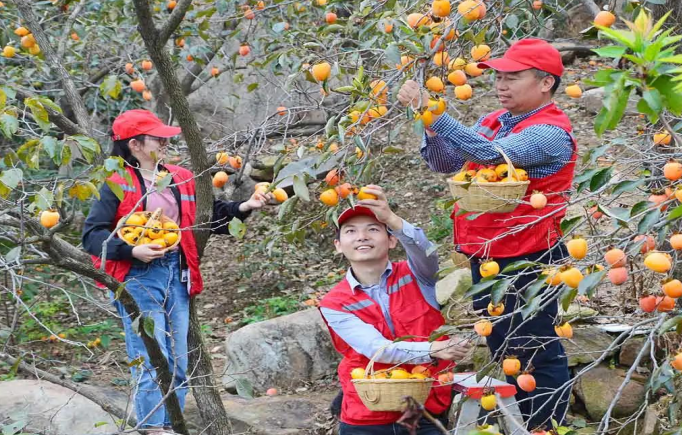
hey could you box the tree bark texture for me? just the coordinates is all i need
[130,1,232,435]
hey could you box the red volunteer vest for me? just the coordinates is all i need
[319,262,453,426]
[452,103,578,258]
[90,165,204,295]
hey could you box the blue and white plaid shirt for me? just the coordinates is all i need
[420,103,574,178]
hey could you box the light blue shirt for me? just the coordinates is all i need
[320,220,439,365]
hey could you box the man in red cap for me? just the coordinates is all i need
[319,185,471,434]
[398,38,576,430]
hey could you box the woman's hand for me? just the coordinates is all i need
[429,337,473,361]
[239,191,273,213]
[132,244,166,263]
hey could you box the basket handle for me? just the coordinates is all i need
[363,342,394,378]
[493,146,519,180]
[360,387,381,404]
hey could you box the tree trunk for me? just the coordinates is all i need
[130,1,232,434]
[186,299,234,430]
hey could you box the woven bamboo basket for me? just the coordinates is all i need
[447,147,530,214]
[116,208,181,251]
[351,347,434,411]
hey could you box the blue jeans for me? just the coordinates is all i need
[112,251,189,428]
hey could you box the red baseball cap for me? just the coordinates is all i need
[477,38,564,77]
[337,206,378,228]
[111,109,182,141]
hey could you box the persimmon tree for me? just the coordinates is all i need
[3,0,682,433]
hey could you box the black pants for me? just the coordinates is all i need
[339,416,449,435]
[470,244,572,431]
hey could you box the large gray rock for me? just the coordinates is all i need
[619,337,651,367]
[0,380,120,435]
[574,365,646,421]
[436,267,472,305]
[563,326,616,367]
[223,308,340,393]
[579,87,639,115]
[217,392,336,435]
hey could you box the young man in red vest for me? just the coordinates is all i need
[320,185,471,434]
[398,39,575,431]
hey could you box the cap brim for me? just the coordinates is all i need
[477,58,534,72]
[144,125,182,138]
[337,206,378,228]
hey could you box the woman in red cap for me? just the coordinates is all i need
[83,109,270,434]
[398,39,575,431]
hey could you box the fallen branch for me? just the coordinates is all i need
[0,352,137,427]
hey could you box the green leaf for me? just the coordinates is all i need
[24,97,51,132]
[505,14,519,29]
[235,377,254,399]
[490,278,512,305]
[464,279,496,298]
[0,113,19,138]
[630,200,652,217]
[589,167,613,191]
[658,315,682,335]
[523,277,547,301]
[228,217,247,239]
[668,204,682,221]
[106,180,125,201]
[292,175,310,202]
[560,216,582,235]
[638,208,661,233]
[501,261,539,274]
[277,195,298,221]
[643,88,663,114]
[128,356,145,367]
[597,27,637,50]
[0,168,22,189]
[384,43,401,67]
[0,88,5,111]
[612,179,645,196]
[521,295,542,319]
[247,83,259,92]
[155,172,173,192]
[142,316,155,338]
[5,246,21,263]
[561,287,578,311]
[578,270,605,297]
[594,76,632,136]
[475,363,495,382]
[34,187,54,211]
[71,369,93,383]
[592,45,628,58]
[40,136,58,162]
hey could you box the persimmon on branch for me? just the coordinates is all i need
[11,0,92,137]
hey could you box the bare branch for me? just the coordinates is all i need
[158,0,193,45]
[0,352,137,427]
[13,88,89,137]
[56,0,85,60]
